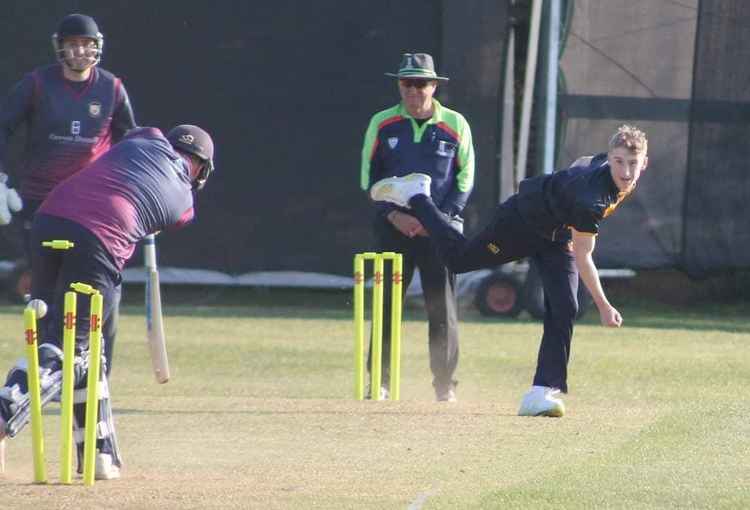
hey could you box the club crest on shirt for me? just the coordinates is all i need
[387,137,399,149]
[88,101,102,118]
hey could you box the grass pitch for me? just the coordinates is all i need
[0,288,747,509]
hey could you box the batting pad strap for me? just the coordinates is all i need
[97,420,112,439]
[73,381,109,403]
[73,422,112,443]
[5,369,63,438]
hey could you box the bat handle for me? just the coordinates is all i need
[144,234,157,269]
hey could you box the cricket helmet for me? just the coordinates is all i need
[52,14,104,70]
[166,125,216,191]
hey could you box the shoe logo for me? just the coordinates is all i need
[487,243,500,254]
[387,137,399,149]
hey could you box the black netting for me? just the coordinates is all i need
[683,2,750,276]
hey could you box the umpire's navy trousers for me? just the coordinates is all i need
[411,195,579,393]
[30,214,122,376]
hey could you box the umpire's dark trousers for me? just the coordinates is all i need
[30,214,122,376]
[411,195,579,393]
[367,215,460,388]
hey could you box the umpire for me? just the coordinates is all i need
[360,53,475,402]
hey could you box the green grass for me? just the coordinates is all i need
[0,290,747,509]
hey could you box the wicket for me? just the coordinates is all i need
[353,252,403,401]
[25,281,104,486]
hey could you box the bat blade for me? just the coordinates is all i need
[146,268,170,383]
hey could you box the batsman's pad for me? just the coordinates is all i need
[73,374,122,471]
[2,344,64,437]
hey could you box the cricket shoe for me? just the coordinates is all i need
[364,382,390,400]
[95,453,121,480]
[370,173,431,208]
[434,380,458,403]
[518,386,565,417]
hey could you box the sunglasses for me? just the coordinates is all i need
[399,79,435,89]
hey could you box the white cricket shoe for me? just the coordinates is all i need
[518,386,565,417]
[364,382,390,400]
[95,453,121,480]
[370,173,431,208]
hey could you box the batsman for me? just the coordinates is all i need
[0,124,216,479]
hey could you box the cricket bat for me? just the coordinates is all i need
[144,234,170,383]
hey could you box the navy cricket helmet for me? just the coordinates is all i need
[52,14,104,68]
[166,125,216,191]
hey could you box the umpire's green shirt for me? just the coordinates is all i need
[361,100,475,218]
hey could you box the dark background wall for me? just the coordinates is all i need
[0,1,509,275]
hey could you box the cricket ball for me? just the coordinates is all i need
[27,299,48,319]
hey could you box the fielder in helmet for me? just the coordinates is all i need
[0,13,136,302]
[0,125,216,480]
[52,13,105,74]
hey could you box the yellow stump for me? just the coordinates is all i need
[82,292,103,486]
[353,252,404,401]
[370,255,384,400]
[353,255,365,400]
[24,308,46,484]
[388,253,403,401]
[59,291,77,484]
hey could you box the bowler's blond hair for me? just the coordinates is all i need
[608,125,648,155]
